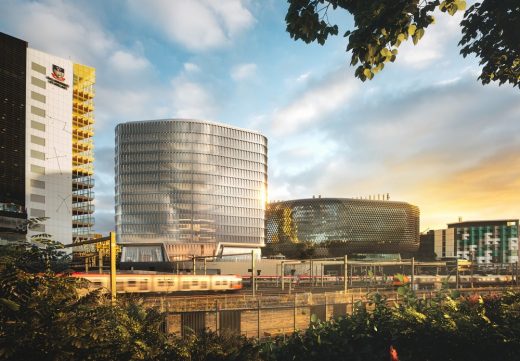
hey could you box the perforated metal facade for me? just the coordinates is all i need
[266,198,420,254]
[115,119,268,255]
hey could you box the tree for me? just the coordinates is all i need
[285,0,520,88]
[0,217,70,274]
[0,238,262,361]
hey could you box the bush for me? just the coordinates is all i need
[262,290,520,361]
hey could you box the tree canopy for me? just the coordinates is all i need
[285,0,520,88]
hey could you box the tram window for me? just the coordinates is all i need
[215,281,221,286]
[139,280,148,290]
[200,282,208,289]
[222,280,228,285]
[167,281,174,287]
[128,280,136,287]
[192,280,199,286]
[116,281,124,291]
[158,280,165,287]
[93,281,102,287]
[182,281,190,290]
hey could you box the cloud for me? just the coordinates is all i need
[397,10,464,69]
[296,72,311,83]
[271,69,359,135]
[127,0,255,51]
[170,79,217,120]
[310,76,520,229]
[0,0,115,65]
[108,50,151,72]
[231,63,257,81]
[93,210,115,234]
[184,62,200,72]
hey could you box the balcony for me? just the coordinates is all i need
[73,127,94,140]
[73,215,95,228]
[72,176,94,189]
[72,189,94,202]
[72,202,95,215]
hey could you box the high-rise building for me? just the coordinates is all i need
[115,119,267,260]
[0,33,27,240]
[266,197,420,256]
[0,32,95,245]
[434,219,519,264]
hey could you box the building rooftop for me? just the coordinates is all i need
[447,219,519,228]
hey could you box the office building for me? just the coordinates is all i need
[115,119,267,260]
[0,32,95,244]
[434,219,519,264]
[266,197,420,256]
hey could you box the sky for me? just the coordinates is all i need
[1,0,519,234]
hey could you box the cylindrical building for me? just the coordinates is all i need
[266,198,419,256]
[115,119,267,260]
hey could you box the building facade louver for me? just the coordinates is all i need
[115,119,267,260]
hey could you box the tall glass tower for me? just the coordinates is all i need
[115,119,267,259]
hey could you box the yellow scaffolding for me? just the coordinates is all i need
[72,64,95,244]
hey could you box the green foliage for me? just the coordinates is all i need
[0,245,261,361]
[0,217,70,274]
[0,239,71,274]
[178,330,262,361]
[459,0,520,88]
[263,290,520,361]
[286,0,519,88]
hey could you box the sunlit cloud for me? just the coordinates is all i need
[108,50,151,72]
[231,63,257,81]
[271,69,359,135]
[127,0,255,51]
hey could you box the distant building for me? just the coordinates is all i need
[115,119,267,260]
[434,219,519,264]
[417,230,435,261]
[0,32,95,244]
[265,197,420,257]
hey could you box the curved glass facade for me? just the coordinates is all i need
[115,119,267,253]
[266,198,420,254]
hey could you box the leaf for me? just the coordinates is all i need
[381,28,387,36]
[0,298,20,311]
[397,33,406,42]
[310,313,318,323]
[416,28,425,41]
[408,24,417,36]
[448,5,457,15]
[456,0,467,10]
[363,68,372,78]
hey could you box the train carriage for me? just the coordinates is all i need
[71,273,242,294]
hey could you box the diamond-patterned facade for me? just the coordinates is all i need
[266,198,420,255]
